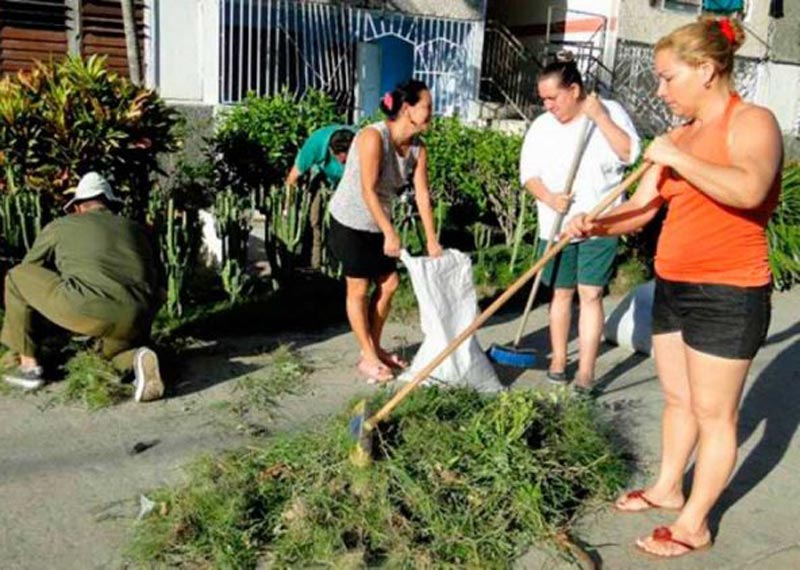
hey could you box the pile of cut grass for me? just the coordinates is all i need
[62,351,131,409]
[129,387,629,568]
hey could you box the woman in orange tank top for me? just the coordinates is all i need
[565,17,783,559]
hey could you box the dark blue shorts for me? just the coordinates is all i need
[651,276,771,360]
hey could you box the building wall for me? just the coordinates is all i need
[151,0,219,104]
[756,62,800,136]
[771,7,800,64]
[312,0,485,20]
[617,0,771,60]
[486,0,617,71]
[386,0,485,20]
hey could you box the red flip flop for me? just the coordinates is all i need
[614,489,682,513]
[636,526,712,559]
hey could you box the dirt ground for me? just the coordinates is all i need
[1,290,798,570]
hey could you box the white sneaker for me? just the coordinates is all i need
[3,366,45,390]
[133,348,164,403]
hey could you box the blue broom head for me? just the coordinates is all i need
[487,343,538,368]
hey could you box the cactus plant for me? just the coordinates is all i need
[214,188,253,304]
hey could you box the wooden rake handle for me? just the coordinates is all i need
[364,161,652,430]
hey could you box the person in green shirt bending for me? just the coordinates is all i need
[285,125,355,268]
[1,172,164,402]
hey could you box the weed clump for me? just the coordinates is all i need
[129,387,629,568]
[62,351,131,410]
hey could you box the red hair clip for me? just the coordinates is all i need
[382,92,394,109]
[718,18,736,44]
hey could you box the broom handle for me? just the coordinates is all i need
[365,161,652,429]
[513,118,592,347]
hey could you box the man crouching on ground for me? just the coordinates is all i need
[1,172,164,402]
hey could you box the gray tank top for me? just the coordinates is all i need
[329,121,419,233]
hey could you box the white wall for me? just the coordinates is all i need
[617,0,771,60]
[755,62,800,136]
[153,0,219,104]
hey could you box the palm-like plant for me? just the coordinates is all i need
[768,163,800,289]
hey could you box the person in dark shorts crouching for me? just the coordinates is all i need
[327,79,443,383]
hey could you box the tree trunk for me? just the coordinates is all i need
[121,0,142,85]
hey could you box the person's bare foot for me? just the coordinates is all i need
[635,525,712,558]
[357,358,394,384]
[614,488,685,512]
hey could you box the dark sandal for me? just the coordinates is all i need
[636,526,712,558]
[546,370,568,384]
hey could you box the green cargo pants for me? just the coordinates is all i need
[1,264,153,371]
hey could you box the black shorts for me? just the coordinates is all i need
[652,276,771,360]
[327,217,396,279]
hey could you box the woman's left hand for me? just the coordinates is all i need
[644,135,682,167]
[427,240,444,258]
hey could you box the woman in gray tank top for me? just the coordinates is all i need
[328,79,443,383]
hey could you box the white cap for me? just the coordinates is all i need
[64,172,122,212]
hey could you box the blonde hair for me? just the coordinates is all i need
[655,16,746,80]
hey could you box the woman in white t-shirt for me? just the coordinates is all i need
[520,53,641,391]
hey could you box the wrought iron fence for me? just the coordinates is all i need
[613,39,762,137]
[219,0,484,117]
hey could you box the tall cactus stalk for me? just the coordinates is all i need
[0,189,43,259]
[214,188,253,304]
[471,222,492,267]
[147,190,201,318]
[263,185,311,284]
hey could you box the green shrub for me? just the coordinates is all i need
[129,388,629,568]
[212,89,343,194]
[425,118,530,243]
[0,55,179,216]
[768,162,800,289]
[609,257,649,296]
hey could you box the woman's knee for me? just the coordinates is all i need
[378,272,400,294]
[692,398,738,426]
[551,288,575,304]
[662,387,692,411]
[346,278,370,301]
[577,285,603,304]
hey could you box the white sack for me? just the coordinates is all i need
[603,280,655,356]
[399,249,502,392]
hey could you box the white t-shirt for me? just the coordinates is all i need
[519,99,641,241]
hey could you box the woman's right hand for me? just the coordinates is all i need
[563,213,595,239]
[547,191,572,214]
[383,231,402,258]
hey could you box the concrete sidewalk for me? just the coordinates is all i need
[0,288,797,569]
[509,288,800,569]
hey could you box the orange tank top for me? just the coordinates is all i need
[655,94,780,287]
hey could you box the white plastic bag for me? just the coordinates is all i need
[399,249,502,392]
[603,280,655,356]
